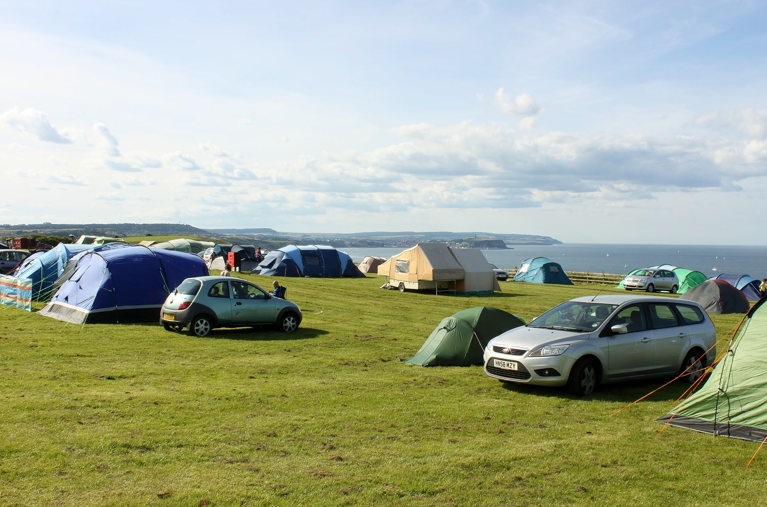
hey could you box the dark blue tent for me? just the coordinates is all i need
[710,273,762,302]
[252,245,364,278]
[512,256,573,285]
[39,246,209,324]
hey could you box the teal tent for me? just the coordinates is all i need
[512,257,573,285]
[405,307,525,366]
[657,298,766,442]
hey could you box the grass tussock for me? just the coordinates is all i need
[0,273,757,506]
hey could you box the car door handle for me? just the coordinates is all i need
[640,337,651,343]
[235,302,242,306]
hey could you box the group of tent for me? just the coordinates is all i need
[616,264,759,314]
[0,242,208,323]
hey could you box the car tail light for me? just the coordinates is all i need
[178,301,191,310]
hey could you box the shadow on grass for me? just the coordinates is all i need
[201,326,328,341]
[499,378,693,403]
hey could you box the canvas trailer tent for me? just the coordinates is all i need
[378,243,497,294]
[405,307,525,366]
[512,256,573,285]
[253,245,364,278]
[658,298,767,442]
[39,246,209,324]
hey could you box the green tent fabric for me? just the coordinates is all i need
[405,306,525,366]
[673,268,707,295]
[657,299,765,442]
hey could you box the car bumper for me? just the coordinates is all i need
[483,354,576,387]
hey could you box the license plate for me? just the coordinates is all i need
[493,358,518,371]
[163,313,175,321]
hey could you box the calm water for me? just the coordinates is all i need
[342,244,767,278]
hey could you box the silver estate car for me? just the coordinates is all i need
[160,276,302,337]
[623,268,679,293]
[483,295,716,396]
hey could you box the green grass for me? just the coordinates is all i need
[0,274,757,506]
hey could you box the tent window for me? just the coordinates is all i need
[304,256,321,267]
[395,260,409,274]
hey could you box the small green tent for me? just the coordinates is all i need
[405,307,525,366]
[657,298,765,442]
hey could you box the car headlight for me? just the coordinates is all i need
[529,344,570,357]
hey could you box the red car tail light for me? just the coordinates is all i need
[178,301,191,311]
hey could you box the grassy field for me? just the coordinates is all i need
[0,273,760,506]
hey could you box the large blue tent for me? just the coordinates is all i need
[252,245,364,278]
[39,246,208,324]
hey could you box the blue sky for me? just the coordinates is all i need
[1,1,766,245]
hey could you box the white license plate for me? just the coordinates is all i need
[163,313,175,321]
[493,358,518,371]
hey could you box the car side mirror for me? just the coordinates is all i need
[611,324,629,335]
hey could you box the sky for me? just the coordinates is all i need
[1,1,766,245]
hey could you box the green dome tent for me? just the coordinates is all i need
[657,298,767,442]
[405,307,525,366]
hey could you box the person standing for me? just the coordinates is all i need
[760,278,767,298]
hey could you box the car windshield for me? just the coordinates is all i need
[529,301,618,332]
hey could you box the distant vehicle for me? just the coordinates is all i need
[623,268,679,293]
[490,264,509,281]
[160,276,302,337]
[483,295,716,396]
[0,249,30,274]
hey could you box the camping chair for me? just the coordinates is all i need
[277,286,287,299]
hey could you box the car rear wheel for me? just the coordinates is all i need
[671,285,678,293]
[566,358,598,396]
[278,313,299,332]
[190,315,212,337]
[680,350,706,384]
[646,283,655,292]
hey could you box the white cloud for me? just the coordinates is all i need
[1,106,71,144]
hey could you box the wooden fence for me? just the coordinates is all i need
[507,269,623,286]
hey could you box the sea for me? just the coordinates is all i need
[341,244,767,279]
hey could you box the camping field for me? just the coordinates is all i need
[0,273,763,506]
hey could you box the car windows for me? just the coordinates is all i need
[674,304,706,325]
[232,281,266,300]
[207,282,230,298]
[648,303,679,329]
[610,304,646,333]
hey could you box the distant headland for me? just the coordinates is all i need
[0,223,562,249]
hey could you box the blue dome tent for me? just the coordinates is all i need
[39,246,209,324]
[252,245,364,278]
[512,256,573,285]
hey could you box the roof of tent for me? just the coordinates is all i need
[405,307,525,366]
[252,245,364,278]
[711,273,762,301]
[657,298,767,442]
[39,246,209,324]
[512,256,573,285]
[682,279,750,314]
[145,238,215,254]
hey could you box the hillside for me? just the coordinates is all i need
[1,223,561,248]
